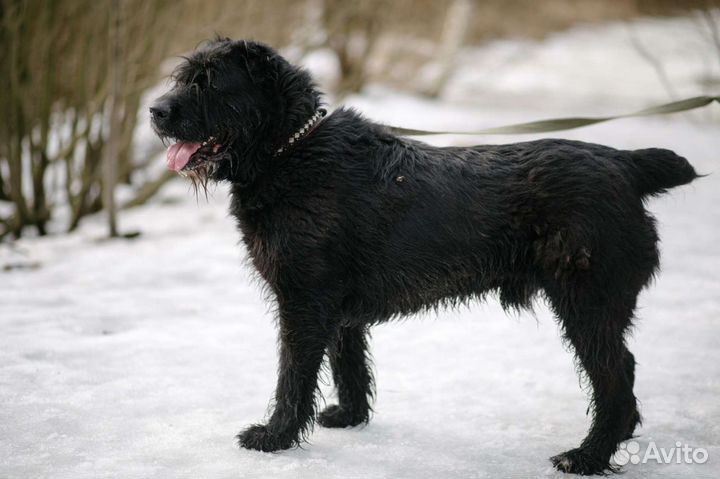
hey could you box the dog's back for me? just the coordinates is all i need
[321,127,697,322]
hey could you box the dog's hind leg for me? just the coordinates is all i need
[318,325,374,428]
[237,295,337,452]
[548,298,641,475]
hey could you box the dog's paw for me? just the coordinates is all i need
[237,424,295,452]
[550,447,614,475]
[317,404,368,428]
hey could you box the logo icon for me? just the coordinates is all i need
[613,441,642,466]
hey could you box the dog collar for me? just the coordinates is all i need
[274,108,327,156]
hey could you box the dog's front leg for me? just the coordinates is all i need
[238,296,335,452]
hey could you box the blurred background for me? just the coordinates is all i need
[0,0,718,240]
[1,2,719,478]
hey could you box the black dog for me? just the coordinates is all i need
[150,38,698,475]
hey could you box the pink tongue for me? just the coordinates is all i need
[166,142,201,171]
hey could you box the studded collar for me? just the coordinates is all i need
[274,108,327,156]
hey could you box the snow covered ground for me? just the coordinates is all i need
[2,15,719,479]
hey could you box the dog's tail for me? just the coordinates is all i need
[627,148,699,197]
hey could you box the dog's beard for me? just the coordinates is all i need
[181,148,235,199]
[185,164,213,199]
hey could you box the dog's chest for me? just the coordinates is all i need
[238,215,281,285]
[228,191,280,285]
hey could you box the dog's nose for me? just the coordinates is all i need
[150,100,172,121]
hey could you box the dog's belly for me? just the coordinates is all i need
[342,215,529,322]
[342,257,516,323]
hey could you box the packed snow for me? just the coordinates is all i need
[1,15,719,479]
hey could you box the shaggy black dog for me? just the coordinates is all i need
[150,38,698,475]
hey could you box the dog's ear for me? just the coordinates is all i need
[238,41,277,61]
[229,39,319,113]
[230,40,286,84]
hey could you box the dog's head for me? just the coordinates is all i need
[150,38,320,185]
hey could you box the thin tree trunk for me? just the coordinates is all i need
[7,113,31,238]
[424,0,473,98]
[69,134,104,232]
[0,161,8,201]
[30,147,50,235]
[103,0,124,238]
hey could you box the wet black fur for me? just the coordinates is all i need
[151,39,698,475]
